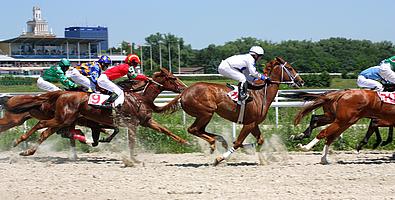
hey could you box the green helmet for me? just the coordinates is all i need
[58,58,71,68]
[384,56,395,67]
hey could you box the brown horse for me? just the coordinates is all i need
[5,68,188,157]
[294,89,395,164]
[156,57,304,165]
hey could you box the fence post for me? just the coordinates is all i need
[275,92,279,128]
[232,122,236,141]
[182,111,186,125]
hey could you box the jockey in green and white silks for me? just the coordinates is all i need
[37,58,78,91]
[357,56,395,92]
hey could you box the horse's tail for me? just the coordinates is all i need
[5,91,65,114]
[153,94,182,114]
[293,90,344,125]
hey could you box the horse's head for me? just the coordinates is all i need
[264,57,304,88]
[151,68,187,93]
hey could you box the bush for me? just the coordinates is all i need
[0,75,36,86]
[301,72,331,87]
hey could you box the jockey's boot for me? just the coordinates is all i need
[237,81,249,105]
[102,93,119,108]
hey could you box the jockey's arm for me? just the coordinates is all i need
[127,66,148,81]
[379,63,395,84]
[57,69,78,89]
[246,61,267,81]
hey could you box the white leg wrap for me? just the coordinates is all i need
[321,144,330,164]
[304,138,320,150]
[222,147,236,159]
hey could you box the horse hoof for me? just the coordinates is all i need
[289,135,295,140]
[213,157,224,166]
[19,151,31,156]
[12,140,19,147]
[297,143,308,151]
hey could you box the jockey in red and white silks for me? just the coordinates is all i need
[97,54,148,108]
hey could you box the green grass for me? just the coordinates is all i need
[2,77,394,153]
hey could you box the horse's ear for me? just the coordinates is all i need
[160,67,170,74]
[275,57,285,64]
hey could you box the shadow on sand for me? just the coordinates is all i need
[0,156,122,165]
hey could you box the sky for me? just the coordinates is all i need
[1,0,394,50]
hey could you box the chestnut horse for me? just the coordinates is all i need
[5,68,188,157]
[289,90,393,151]
[294,89,395,164]
[156,57,304,165]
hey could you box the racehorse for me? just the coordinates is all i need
[5,68,188,158]
[0,93,119,159]
[294,89,395,164]
[290,89,393,151]
[156,57,304,165]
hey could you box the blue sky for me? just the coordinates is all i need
[1,0,394,49]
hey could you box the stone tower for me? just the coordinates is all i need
[20,6,56,37]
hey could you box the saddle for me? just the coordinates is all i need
[225,83,253,103]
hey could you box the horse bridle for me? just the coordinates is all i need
[279,62,301,87]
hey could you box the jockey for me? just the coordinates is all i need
[217,46,270,104]
[37,58,78,91]
[67,55,111,92]
[357,56,395,92]
[97,54,149,108]
[36,58,88,143]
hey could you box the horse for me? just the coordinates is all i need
[0,93,120,159]
[294,89,395,164]
[5,68,188,158]
[156,57,304,166]
[289,89,393,151]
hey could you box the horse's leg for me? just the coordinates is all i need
[143,119,189,144]
[293,114,333,140]
[69,138,78,160]
[381,126,393,146]
[249,125,264,151]
[91,127,101,147]
[356,119,377,151]
[214,123,255,166]
[20,127,57,156]
[372,127,382,149]
[99,127,119,143]
[187,115,218,153]
[13,121,43,147]
[0,112,31,133]
[127,125,141,163]
[313,121,353,164]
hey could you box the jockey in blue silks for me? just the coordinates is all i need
[357,56,395,92]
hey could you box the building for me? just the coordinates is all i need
[65,26,108,51]
[0,6,123,77]
[20,6,55,38]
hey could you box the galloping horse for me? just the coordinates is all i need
[156,57,304,165]
[5,68,188,157]
[294,89,395,164]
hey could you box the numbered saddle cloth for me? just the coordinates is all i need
[88,93,114,107]
[377,92,395,105]
[226,85,239,102]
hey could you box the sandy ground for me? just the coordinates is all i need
[0,149,394,200]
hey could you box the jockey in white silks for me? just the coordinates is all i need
[217,46,270,105]
[357,56,395,92]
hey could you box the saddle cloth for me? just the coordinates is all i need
[227,85,239,102]
[377,92,395,105]
[88,93,114,107]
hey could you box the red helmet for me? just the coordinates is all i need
[124,54,141,65]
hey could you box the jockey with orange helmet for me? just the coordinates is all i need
[97,54,148,108]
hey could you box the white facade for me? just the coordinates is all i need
[21,6,55,38]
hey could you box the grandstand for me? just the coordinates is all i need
[0,6,124,77]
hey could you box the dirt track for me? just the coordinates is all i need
[0,150,395,200]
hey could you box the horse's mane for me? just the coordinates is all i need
[116,79,148,92]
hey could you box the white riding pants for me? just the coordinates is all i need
[37,77,61,91]
[357,75,383,92]
[97,74,124,107]
[66,68,92,90]
[218,60,246,83]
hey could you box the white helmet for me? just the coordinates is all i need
[249,46,264,56]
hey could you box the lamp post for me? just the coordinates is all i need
[159,43,162,68]
[140,44,153,71]
[168,42,172,73]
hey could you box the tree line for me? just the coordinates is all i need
[109,33,395,75]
